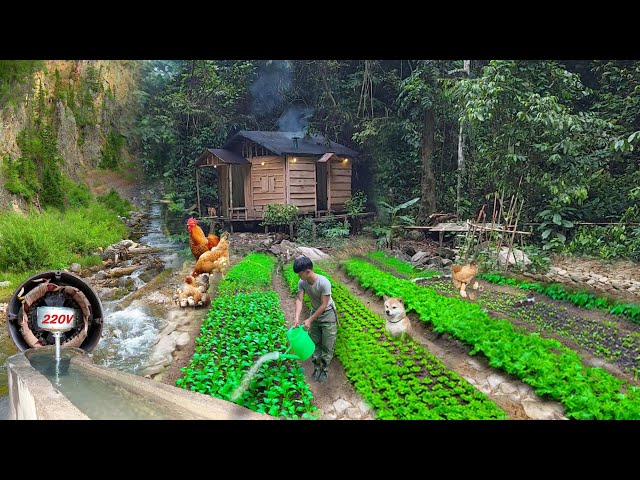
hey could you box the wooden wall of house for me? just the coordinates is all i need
[329,160,352,211]
[287,156,316,214]
[250,156,285,216]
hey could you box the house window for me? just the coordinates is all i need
[261,176,276,193]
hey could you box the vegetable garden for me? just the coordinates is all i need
[174,249,640,420]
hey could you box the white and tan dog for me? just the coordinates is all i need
[383,295,411,337]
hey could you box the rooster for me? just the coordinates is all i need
[192,231,230,278]
[187,218,220,260]
[451,262,484,300]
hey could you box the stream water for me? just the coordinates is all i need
[91,200,183,373]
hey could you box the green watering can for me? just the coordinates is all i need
[278,325,315,361]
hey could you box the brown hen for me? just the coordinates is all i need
[451,263,484,299]
[192,232,230,278]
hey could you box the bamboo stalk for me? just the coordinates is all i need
[490,193,498,264]
[494,190,508,267]
[504,198,525,274]
[498,193,517,253]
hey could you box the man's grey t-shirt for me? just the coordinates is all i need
[298,274,335,314]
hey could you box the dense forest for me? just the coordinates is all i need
[135,60,640,259]
[1,60,639,263]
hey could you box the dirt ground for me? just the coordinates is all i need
[157,254,240,387]
[270,264,373,420]
[83,167,149,209]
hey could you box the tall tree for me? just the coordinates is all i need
[397,61,442,222]
[452,60,471,217]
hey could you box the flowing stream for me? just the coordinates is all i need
[91,200,183,373]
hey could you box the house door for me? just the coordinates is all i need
[316,162,327,211]
[231,164,245,208]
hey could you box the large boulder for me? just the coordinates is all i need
[402,245,417,257]
[439,247,457,260]
[407,230,423,241]
[142,334,178,376]
[69,263,82,273]
[411,251,429,265]
[269,240,300,263]
[426,256,445,268]
[497,247,531,267]
[297,246,330,261]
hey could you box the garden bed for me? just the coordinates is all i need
[282,264,506,420]
[343,256,640,419]
[367,251,640,382]
[176,253,316,419]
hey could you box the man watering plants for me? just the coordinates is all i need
[293,256,338,383]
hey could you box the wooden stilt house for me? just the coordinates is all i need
[195,131,359,222]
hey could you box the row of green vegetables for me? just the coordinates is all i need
[177,253,316,419]
[368,249,640,324]
[344,257,640,419]
[216,252,276,296]
[478,272,640,324]
[283,263,507,419]
[366,251,640,382]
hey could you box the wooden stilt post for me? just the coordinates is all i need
[195,167,201,216]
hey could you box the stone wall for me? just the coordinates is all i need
[522,266,640,302]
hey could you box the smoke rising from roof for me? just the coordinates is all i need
[277,106,314,138]
[249,60,292,116]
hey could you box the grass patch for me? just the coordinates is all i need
[0,202,128,300]
[0,270,38,302]
[96,189,134,218]
[78,254,103,268]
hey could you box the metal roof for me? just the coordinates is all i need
[222,131,359,157]
[196,148,250,167]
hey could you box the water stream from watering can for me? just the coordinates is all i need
[230,351,280,402]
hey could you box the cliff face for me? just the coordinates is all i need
[0,60,141,212]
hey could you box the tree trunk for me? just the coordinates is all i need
[418,109,436,223]
[456,60,471,219]
[456,122,465,217]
